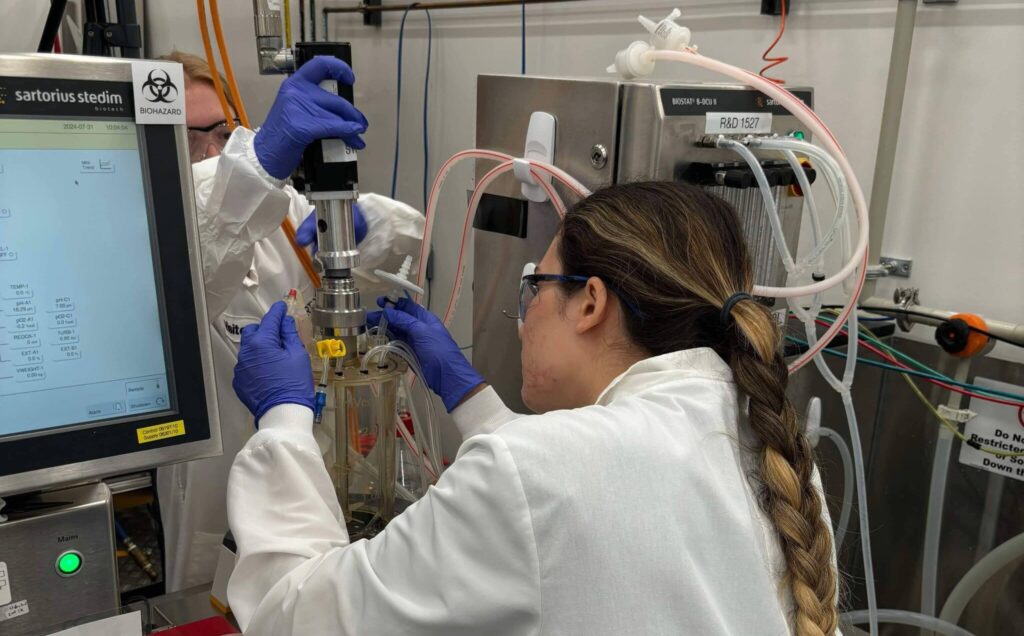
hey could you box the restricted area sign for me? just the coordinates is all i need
[959,377,1024,482]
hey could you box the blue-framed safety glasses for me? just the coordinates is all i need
[518,262,588,326]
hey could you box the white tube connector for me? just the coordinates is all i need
[375,255,424,299]
[607,8,692,79]
[606,41,655,80]
[639,8,691,52]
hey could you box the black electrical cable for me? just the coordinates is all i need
[310,0,317,41]
[37,0,69,53]
[422,8,432,211]
[392,3,432,211]
[852,304,1024,350]
[966,326,1022,348]
[521,0,526,73]
[392,3,417,199]
[855,305,948,322]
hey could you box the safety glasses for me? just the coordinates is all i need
[187,118,240,163]
[515,262,643,327]
[517,262,588,326]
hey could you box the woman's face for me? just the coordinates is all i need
[519,239,585,413]
[185,80,234,163]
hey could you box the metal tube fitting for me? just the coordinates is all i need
[312,195,360,276]
[313,277,366,335]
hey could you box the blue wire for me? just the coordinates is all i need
[422,8,432,210]
[521,0,526,74]
[784,335,1024,402]
[114,519,128,543]
[390,5,415,200]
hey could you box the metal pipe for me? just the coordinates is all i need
[863,0,917,298]
[324,0,585,15]
[861,296,1024,347]
[311,196,360,275]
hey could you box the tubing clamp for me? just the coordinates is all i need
[937,405,976,424]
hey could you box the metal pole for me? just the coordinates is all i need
[860,296,1024,347]
[863,0,918,298]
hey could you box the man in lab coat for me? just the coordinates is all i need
[155,52,423,592]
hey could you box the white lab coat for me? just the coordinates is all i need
[227,347,838,635]
[156,127,424,592]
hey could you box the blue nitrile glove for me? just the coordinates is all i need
[296,204,367,254]
[254,56,369,180]
[367,297,485,412]
[233,301,315,425]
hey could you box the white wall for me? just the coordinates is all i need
[4,0,1023,363]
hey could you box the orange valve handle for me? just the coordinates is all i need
[934,313,990,358]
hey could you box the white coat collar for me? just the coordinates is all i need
[595,348,733,406]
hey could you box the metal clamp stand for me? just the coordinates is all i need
[83,0,142,58]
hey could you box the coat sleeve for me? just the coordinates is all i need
[226,404,541,636]
[450,386,521,440]
[192,126,293,318]
[351,192,425,301]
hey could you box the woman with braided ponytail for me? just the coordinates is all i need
[226,181,841,635]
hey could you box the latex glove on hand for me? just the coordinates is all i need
[296,204,368,255]
[233,301,315,426]
[368,298,485,412]
[254,56,368,180]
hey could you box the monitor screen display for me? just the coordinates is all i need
[0,117,171,437]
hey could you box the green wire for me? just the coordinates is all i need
[797,312,1024,403]
[784,335,1024,403]
[814,312,945,377]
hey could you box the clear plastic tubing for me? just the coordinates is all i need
[441,159,576,327]
[841,389,878,635]
[715,138,797,273]
[922,359,972,621]
[842,610,976,636]
[645,48,870,373]
[755,138,850,271]
[780,149,825,277]
[815,427,853,551]
[939,530,1024,625]
[363,343,443,477]
[647,50,869,301]
[750,138,849,272]
[417,149,514,292]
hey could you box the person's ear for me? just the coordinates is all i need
[574,277,612,335]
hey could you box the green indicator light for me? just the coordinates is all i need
[793,130,805,140]
[56,551,82,576]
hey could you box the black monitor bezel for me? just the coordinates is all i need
[0,76,213,477]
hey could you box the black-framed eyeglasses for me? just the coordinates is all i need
[186,118,241,163]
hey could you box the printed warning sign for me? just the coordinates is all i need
[959,377,1024,482]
